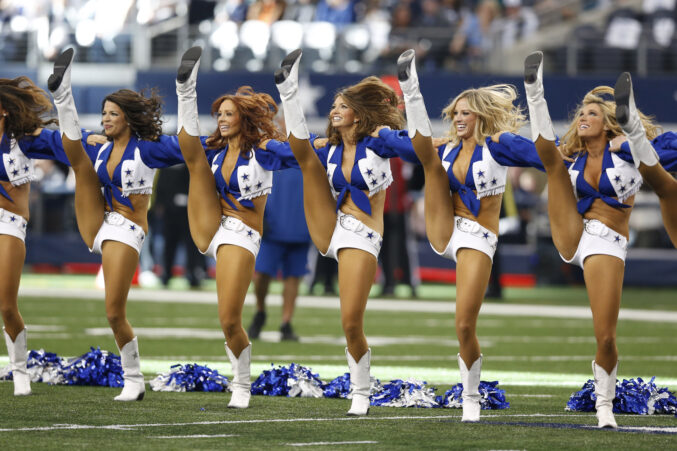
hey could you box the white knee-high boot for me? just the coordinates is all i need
[458,354,482,422]
[523,51,556,142]
[176,46,202,137]
[274,49,310,140]
[114,337,145,401]
[397,49,432,138]
[614,72,659,167]
[3,327,31,396]
[226,343,251,409]
[592,360,618,428]
[346,348,371,416]
[48,48,82,141]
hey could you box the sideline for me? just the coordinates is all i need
[17,287,677,323]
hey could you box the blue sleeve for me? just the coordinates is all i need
[490,133,545,171]
[652,132,677,171]
[17,129,71,165]
[370,129,421,164]
[80,130,104,164]
[616,142,636,164]
[256,140,299,170]
[138,135,218,168]
[309,134,330,168]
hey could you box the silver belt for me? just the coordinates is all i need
[584,219,627,249]
[456,217,497,249]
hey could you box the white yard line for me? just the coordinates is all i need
[18,287,677,323]
[3,413,676,434]
[151,434,238,439]
[286,441,378,447]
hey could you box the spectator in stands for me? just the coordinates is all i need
[247,0,287,24]
[282,0,318,23]
[274,49,411,416]
[396,49,544,422]
[174,47,298,409]
[494,0,538,48]
[48,49,191,402]
[214,0,249,24]
[448,0,500,70]
[523,52,661,428]
[613,73,677,248]
[0,75,69,397]
[315,0,359,29]
[155,164,206,288]
[247,167,311,341]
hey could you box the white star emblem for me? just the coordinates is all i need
[298,77,324,117]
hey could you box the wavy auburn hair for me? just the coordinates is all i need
[560,86,661,157]
[0,76,57,139]
[205,86,284,156]
[326,76,404,146]
[442,84,525,147]
[101,88,164,141]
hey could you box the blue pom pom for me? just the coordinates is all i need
[323,373,352,399]
[252,363,324,397]
[371,379,439,408]
[61,347,124,387]
[566,377,677,415]
[150,364,230,392]
[439,381,509,409]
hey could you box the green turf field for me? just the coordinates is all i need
[1,274,676,449]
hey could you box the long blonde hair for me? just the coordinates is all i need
[560,86,661,157]
[441,84,525,147]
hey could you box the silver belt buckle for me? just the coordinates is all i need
[105,212,125,226]
[340,214,361,232]
[223,217,243,232]
[584,220,605,237]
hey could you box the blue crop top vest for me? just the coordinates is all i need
[0,129,70,202]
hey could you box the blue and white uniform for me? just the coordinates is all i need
[384,131,544,262]
[562,134,677,268]
[203,139,299,259]
[0,129,70,242]
[562,144,640,267]
[312,129,406,261]
[80,132,185,254]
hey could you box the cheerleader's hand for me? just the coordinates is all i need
[87,134,108,146]
[491,132,507,143]
[432,136,451,147]
[371,125,391,137]
[312,137,329,149]
[259,139,271,150]
[557,145,575,163]
[609,135,627,152]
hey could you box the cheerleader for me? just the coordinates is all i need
[523,51,661,428]
[396,49,543,422]
[48,49,187,401]
[274,49,427,415]
[175,47,297,409]
[0,76,70,396]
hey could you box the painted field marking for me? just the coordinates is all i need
[485,421,677,435]
[18,287,677,323]
[152,434,238,439]
[286,441,378,447]
[4,413,674,434]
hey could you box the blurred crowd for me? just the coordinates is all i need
[0,0,632,72]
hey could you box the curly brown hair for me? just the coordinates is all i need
[101,88,164,142]
[205,86,284,157]
[326,76,405,146]
[560,86,661,157]
[0,76,57,139]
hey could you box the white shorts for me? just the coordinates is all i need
[433,216,498,263]
[561,219,627,269]
[0,208,27,242]
[204,216,261,259]
[90,211,145,255]
[322,212,382,261]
